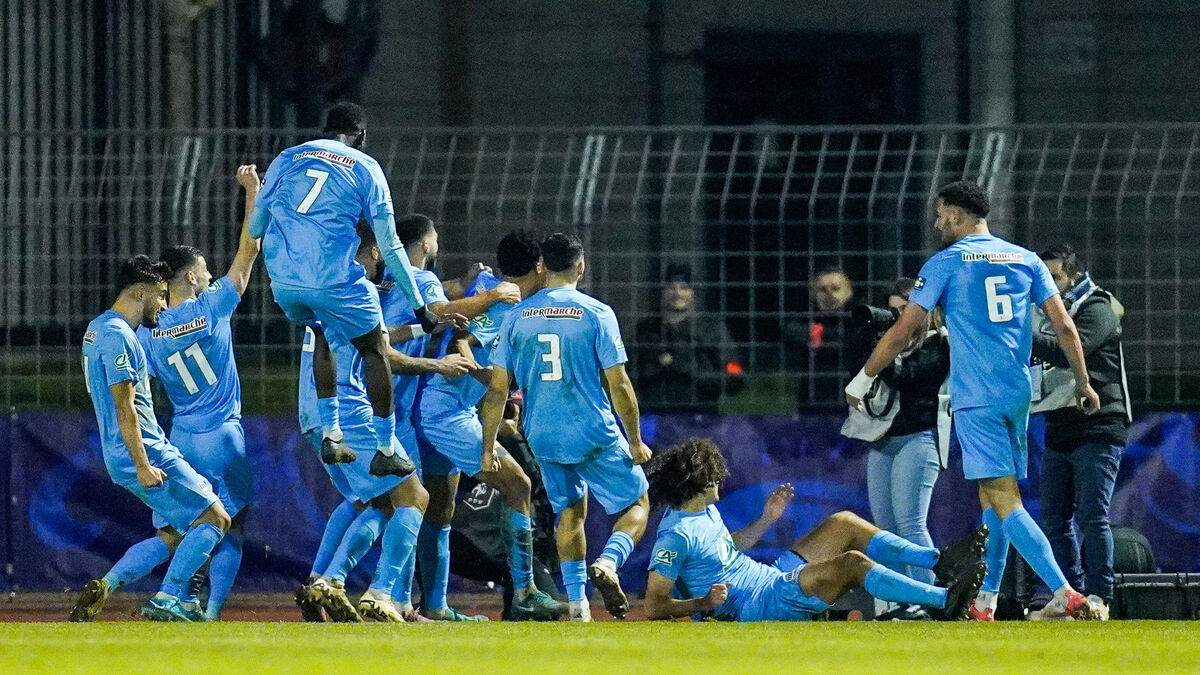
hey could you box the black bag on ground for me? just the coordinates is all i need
[1113,573,1200,620]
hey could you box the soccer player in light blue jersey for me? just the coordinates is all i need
[481,233,652,622]
[250,102,433,479]
[643,439,986,621]
[294,224,473,623]
[847,180,1102,621]
[77,256,231,622]
[411,229,564,622]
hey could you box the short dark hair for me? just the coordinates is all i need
[890,277,917,300]
[395,214,435,248]
[116,255,171,293]
[496,230,541,277]
[159,245,203,279]
[937,180,990,218]
[646,438,731,509]
[664,262,692,284]
[812,266,849,282]
[323,101,366,136]
[540,232,584,272]
[1040,243,1084,279]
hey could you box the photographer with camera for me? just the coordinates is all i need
[843,278,952,620]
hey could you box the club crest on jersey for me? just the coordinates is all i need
[520,306,583,321]
[151,316,208,340]
[653,549,678,566]
[83,329,96,344]
[914,277,925,290]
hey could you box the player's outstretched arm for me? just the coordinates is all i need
[479,365,511,474]
[227,165,263,295]
[1041,294,1101,413]
[110,381,166,489]
[603,364,652,464]
[387,313,469,346]
[846,302,928,409]
[436,281,521,320]
[731,482,794,551]
[385,345,472,378]
[644,573,726,620]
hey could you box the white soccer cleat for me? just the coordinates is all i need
[357,588,405,623]
[569,600,592,623]
[1086,595,1111,621]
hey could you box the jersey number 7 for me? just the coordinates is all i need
[297,169,329,214]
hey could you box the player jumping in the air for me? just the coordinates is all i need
[413,229,564,622]
[643,438,987,621]
[846,180,1101,621]
[250,102,435,479]
[481,233,652,622]
[79,256,231,622]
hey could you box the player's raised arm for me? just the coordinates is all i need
[603,364,652,464]
[226,165,262,295]
[1040,294,1101,413]
[846,302,928,409]
[731,482,794,551]
[434,279,521,320]
[479,364,511,474]
[109,380,166,489]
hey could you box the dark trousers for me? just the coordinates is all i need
[1039,442,1122,603]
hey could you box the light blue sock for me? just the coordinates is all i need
[371,506,423,593]
[598,531,635,570]
[508,510,534,590]
[392,546,416,606]
[1002,508,1069,592]
[323,508,385,583]
[863,564,948,609]
[103,536,169,589]
[417,522,451,611]
[866,530,939,570]
[372,414,397,453]
[981,508,1008,593]
[311,501,359,578]
[160,523,223,599]
[561,559,588,603]
[205,530,243,618]
[317,397,339,435]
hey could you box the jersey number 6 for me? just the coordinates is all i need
[984,275,1015,323]
[537,333,563,382]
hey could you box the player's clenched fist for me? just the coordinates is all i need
[630,441,653,465]
[136,464,167,489]
[235,164,260,191]
[703,583,728,611]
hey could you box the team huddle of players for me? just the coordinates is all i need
[71,102,1103,624]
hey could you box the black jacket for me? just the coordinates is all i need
[1031,288,1130,451]
[850,328,951,438]
[633,314,745,413]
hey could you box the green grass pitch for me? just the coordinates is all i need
[3,621,1196,674]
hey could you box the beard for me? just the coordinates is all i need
[142,307,160,328]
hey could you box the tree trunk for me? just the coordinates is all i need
[160,0,220,130]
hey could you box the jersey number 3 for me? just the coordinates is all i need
[537,333,563,381]
[167,343,218,394]
[984,275,1015,323]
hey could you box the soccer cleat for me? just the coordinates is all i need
[178,600,211,622]
[368,450,416,478]
[932,524,989,586]
[294,581,327,622]
[402,608,436,623]
[312,578,363,623]
[140,593,197,622]
[510,589,569,621]
[358,589,406,623]
[1086,595,1111,621]
[875,604,933,621]
[967,597,996,622]
[422,606,489,622]
[69,578,111,622]
[320,437,357,465]
[587,560,629,619]
[1031,589,1096,621]
[569,601,593,623]
[937,561,987,620]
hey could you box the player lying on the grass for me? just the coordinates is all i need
[80,256,232,622]
[642,438,988,621]
[251,102,436,480]
[71,166,262,622]
[411,227,564,622]
[481,233,653,622]
[293,228,474,623]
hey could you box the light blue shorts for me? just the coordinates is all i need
[170,419,252,518]
[737,567,830,622]
[119,447,219,533]
[954,404,1030,481]
[306,427,410,504]
[271,277,381,344]
[538,442,648,515]
[415,407,491,477]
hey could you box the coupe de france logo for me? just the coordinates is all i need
[115,353,130,370]
[653,548,677,566]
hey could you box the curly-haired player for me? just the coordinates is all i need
[643,438,988,621]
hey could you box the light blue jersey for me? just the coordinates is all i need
[297,287,387,433]
[649,505,781,621]
[909,233,1058,411]
[137,277,242,433]
[380,268,448,417]
[492,286,628,464]
[255,138,393,290]
[421,270,509,413]
[82,311,171,484]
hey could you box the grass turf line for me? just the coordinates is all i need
[2,621,1195,674]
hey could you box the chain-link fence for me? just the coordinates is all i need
[2,124,1197,413]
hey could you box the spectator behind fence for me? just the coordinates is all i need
[1030,244,1131,619]
[843,278,952,620]
[633,263,745,414]
[787,267,857,408]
